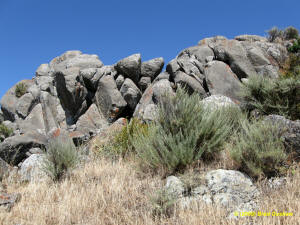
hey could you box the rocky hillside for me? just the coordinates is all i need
[0,34,292,166]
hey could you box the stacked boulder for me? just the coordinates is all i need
[0,34,291,167]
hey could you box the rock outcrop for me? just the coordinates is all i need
[0,34,292,168]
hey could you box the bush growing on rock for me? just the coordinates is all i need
[240,75,300,120]
[42,137,81,181]
[131,87,245,175]
[283,26,299,40]
[15,82,27,98]
[267,27,283,42]
[0,123,13,141]
[229,119,287,178]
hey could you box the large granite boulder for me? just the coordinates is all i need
[141,57,164,80]
[120,78,142,110]
[95,75,127,121]
[115,54,141,84]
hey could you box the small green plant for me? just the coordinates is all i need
[42,136,81,181]
[283,26,299,40]
[239,75,300,120]
[0,123,13,140]
[15,82,27,98]
[131,87,245,175]
[229,119,287,178]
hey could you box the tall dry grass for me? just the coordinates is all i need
[0,157,299,225]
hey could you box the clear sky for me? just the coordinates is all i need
[0,0,299,98]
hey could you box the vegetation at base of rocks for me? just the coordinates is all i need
[150,189,176,218]
[14,82,28,98]
[42,137,81,181]
[131,87,245,175]
[229,119,287,178]
[239,75,300,120]
[0,123,13,140]
[267,26,299,42]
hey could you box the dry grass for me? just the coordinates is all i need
[0,157,299,225]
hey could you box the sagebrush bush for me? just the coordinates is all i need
[42,137,81,181]
[229,119,287,178]
[103,118,149,157]
[0,123,13,140]
[15,82,27,98]
[283,26,299,40]
[267,26,283,42]
[240,75,300,120]
[131,87,245,175]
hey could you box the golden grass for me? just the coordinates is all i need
[0,157,299,225]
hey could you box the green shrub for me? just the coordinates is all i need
[283,26,299,40]
[15,82,27,98]
[229,120,287,178]
[42,136,81,181]
[288,38,300,53]
[98,118,149,158]
[267,26,283,42]
[131,87,244,175]
[240,75,300,120]
[0,123,13,139]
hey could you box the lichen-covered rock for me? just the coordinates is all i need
[115,53,141,84]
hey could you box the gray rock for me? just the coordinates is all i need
[79,68,99,91]
[54,67,88,124]
[134,79,174,121]
[138,76,151,92]
[165,176,185,198]
[265,115,300,156]
[115,54,141,83]
[65,54,103,69]
[141,57,164,80]
[166,59,181,78]
[0,192,21,212]
[95,75,127,121]
[0,110,3,124]
[198,36,228,47]
[174,71,206,95]
[0,132,47,165]
[177,45,214,63]
[204,61,242,101]
[18,154,48,183]
[16,93,35,119]
[153,72,170,83]
[36,64,50,76]
[2,120,16,132]
[27,84,41,99]
[75,104,108,137]
[1,80,34,121]
[35,75,54,92]
[234,35,267,42]
[120,79,142,110]
[201,95,238,111]
[18,104,46,135]
[116,74,125,90]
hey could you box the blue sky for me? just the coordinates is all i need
[0,0,299,98]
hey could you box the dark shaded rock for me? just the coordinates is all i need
[166,59,181,78]
[153,72,170,83]
[115,54,141,83]
[0,157,10,181]
[54,67,88,124]
[204,61,242,101]
[141,57,164,80]
[138,76,151,92]
[95,75,127,121]
[120,78,142,110]
[0,132,47,165]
